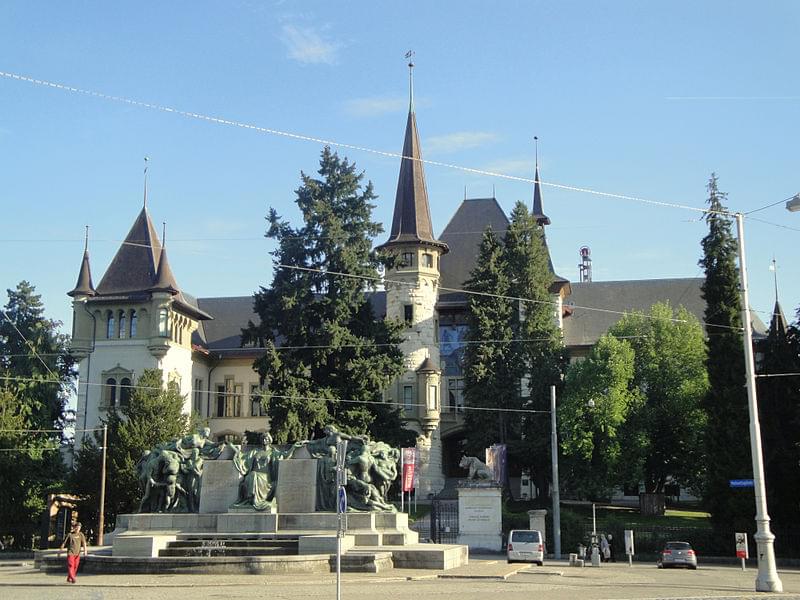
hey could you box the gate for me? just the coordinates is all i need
[430,498,459,544]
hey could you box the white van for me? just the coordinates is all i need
[507,529,544,565]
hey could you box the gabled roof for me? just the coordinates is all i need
[438,197,509,301]
[377,108,447,252]
[67,249,96,297]
[96,207,162,295]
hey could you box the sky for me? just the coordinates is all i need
[1,1,798,336]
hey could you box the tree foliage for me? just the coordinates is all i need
[559,335,640,499]
[71,369,191,536]
[462,228,517,452]
[243,147,411,447]
[0,281,73,548]
[611,302,708,494]
[757,305,800,528]
[698,173,752,531]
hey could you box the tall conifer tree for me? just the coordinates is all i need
[462,229,518,452]
[698,173,752,532]
[244,148,409,446]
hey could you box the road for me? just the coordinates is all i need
[2,557,800,600]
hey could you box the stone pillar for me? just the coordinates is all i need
[528,509,548,543]
[415,430,445,498]
[457,485,502,551]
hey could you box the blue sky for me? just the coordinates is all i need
[1,1,798,334]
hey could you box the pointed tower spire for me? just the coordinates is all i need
[68,226,96,297]
[96,207,162,295]
[377,55,448,254]
[769,258,788,338]
[143,157,149,208]
[406,50,415,113]
[532,136,551,226]
[151,222,179,294]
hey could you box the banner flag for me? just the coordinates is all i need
[402,447,416,492]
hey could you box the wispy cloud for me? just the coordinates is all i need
[424,131,499,155]
[344,95,407,117]
[280,24,340,65]
[481,158,534,177]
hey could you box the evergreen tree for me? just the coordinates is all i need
[0,281,73,548]
[559,335,640,499]
[698,173,753,532]
[243,147,411,447]
[462,228,517,453]
[611,303,708,495]
[504,201,566,496]
[71,369,191,536]
[757,303,800,528]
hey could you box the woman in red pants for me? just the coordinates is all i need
[58,522,87,583]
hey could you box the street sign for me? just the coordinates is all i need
[736,532,749,559]
[338,486,347,514]
[624,530,635,555]
[729,479,755,488]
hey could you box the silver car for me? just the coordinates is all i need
[658,541,698,569]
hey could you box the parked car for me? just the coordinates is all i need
[507,529,544,565]
[657,541,698,569]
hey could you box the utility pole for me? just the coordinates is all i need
[550,385,561,559]
[97,424,108,546]
[735,213,782,592]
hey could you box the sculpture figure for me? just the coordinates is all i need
[459,455,494,481]
[231,434,277,511]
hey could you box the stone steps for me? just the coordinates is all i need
[160,547,298,557]
[168,539,298,549]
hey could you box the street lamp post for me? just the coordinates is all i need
[734,212,782,592]
[550,385,561,559]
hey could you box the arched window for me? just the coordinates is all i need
[118,310,127,339]
[120,377,131,407]
[106,311,115,339]
[129,310,137,337]
[158,308,168,337]
[105,378,117,406]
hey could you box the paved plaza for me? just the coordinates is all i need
[2,556,800,600]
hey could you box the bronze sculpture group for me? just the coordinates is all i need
[136,425,401,514]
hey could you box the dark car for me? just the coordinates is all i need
[657,541,698,569]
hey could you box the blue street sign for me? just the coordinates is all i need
[729,479,755,488]
[338,487,347,513]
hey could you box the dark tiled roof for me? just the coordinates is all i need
[438,197,509,295]
[562,277,766,347]
[377,110,447,252]
[96,207,162,295]
[67,250,96,297]
[151,246,179,293]
[193,292,388,356]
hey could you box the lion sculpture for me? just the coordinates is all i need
[458,455,494,481]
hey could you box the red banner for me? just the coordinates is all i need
[402,447,416,492]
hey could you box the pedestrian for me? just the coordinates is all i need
[600,534,610,562]
[58,522,87,583]
[607,534,615,562]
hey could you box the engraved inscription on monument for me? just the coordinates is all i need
[277,459,318,513]
[198,461,241,514]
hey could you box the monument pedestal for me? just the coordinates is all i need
[198,460,241,513]
[456,484,502,552]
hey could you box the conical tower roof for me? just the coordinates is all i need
[531,165,551,226]
[67,248,96,297]
[151,245,179,294]
[769,299,789,339]
[96,207,162,295]
[377,68,447,253]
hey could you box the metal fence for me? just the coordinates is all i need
[430,499,459,544]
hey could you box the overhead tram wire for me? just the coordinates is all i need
[0,374,548,415]
[0,69,754,220]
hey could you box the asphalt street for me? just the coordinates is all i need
[2,557,800,600]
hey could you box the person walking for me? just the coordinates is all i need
[58,522,87,583]
[600,534,610,562]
